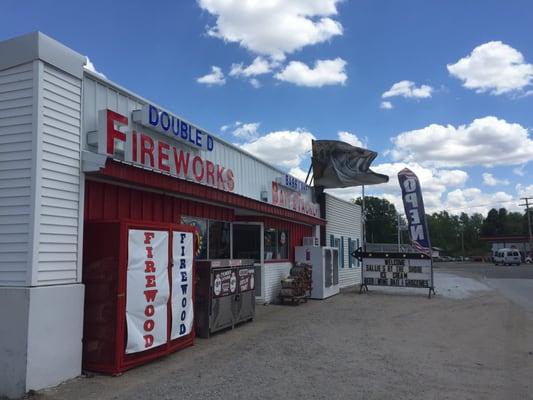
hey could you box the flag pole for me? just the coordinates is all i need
[362,185,366,251]
[304,163,313,186]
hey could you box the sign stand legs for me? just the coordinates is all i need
[359,283,368,294]
[428,287,436,299]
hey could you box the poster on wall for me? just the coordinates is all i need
[171,231,194,340]
[238,268,255,292]
[212,268,237,298]
[126,229,170,354]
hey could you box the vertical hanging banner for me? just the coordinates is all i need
[171,231,194,340]
[126,229,170,354]
[398,168,432,257]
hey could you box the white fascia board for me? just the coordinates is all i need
[0,32,85,78]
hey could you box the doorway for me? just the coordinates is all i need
[232,223,264,299]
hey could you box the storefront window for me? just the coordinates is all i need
[209,220,230,259]
[264,228,289,260]
[264,228,276,260]
[278,230,288,259]
[233,224,261,261]
[181,217,208,259]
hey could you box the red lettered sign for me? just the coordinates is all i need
[126,230,170,354]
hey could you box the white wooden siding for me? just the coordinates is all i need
[36,64,81,285]
[325,194,362,288]
[82,75,312,208]
[0,63,34,286]
[263,262,292,303]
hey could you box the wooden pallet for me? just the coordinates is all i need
[279,292,310,305]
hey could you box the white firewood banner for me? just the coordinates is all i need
[171,231,194,339]
[126,229,170,354]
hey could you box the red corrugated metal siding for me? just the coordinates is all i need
[94,160,325,226]
[85,179,234,223]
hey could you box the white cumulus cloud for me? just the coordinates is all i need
[83,57,106,78]
[198,0,343,60]
[389,116,533,167]
[482,173,510,186]
[338,131,365,147]
[326,162,469,213]
[382,80,433,99]
[230,56,274,77]
[380,101,393,109]
[239,129,315,168]
[513,164,527,176]
[249,78,261,88]
[288,166,310,182]
[516,183,533,198]
[445,188,517,214]
[232,122,261,140]
[197,66,226,86]
[325,163,520,215]
[447,41,533,95]
[274,58,347,87]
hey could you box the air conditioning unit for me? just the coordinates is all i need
[302,237,319,247]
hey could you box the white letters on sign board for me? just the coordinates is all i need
[126,230,170,354]
[171,231,194,339]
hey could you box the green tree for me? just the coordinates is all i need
[497,208,508,234]
[504,212,526,234]
[354,196,397,243]
[427,211,460,253]
[481,208,499,235]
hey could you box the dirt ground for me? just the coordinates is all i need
[35,274,533,400]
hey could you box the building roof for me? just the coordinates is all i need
[479,234,530,242]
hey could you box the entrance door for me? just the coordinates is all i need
[232,223,264,299]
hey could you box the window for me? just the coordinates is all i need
[233,224,261,261]
[264,228,289,260]
[340,236,344,268]
[348,238,353,268]
[333,236,343,268]
[181,217,230,259]
[209,220,231,259]
[356,239,360,267]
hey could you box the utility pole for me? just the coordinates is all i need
[519,197,533,259]
[461,229,465,258]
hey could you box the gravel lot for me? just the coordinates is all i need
[35,272,533,400]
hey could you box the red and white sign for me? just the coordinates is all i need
[171,231,194,339]
[126,229,170,354]
[271,181,319,217]
[98,109,235,192]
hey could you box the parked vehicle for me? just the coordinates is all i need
[493,248,521,266]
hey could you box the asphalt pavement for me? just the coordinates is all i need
[436,261,533,317]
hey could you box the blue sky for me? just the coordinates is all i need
[2,0,533,214]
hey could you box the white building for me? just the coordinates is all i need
[0,32,326,397]
[323,193,363,288]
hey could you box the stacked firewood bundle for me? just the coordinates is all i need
[279,263,312,302]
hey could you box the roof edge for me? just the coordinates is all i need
[0,31,86,78]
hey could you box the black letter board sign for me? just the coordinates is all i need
[352,248,435,297]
